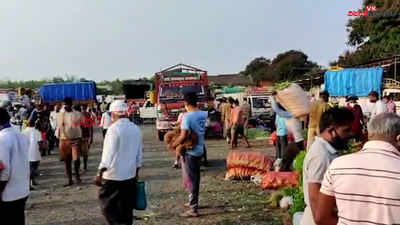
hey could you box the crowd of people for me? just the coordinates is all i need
[294,91,400,225]
[0,98,119,224]
[2,88,400,225]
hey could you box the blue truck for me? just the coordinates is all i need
[39,82,97,103]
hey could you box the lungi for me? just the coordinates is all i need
[99,178,137,225]
[181,154,201,212]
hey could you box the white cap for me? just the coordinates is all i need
[109,100,128,115]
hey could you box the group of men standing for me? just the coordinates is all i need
[219,97,251,148]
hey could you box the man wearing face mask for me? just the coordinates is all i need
[346,96,364,141]
[301,107,354,225]
[315,113,400,225]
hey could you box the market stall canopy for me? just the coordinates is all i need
[324,68,383,97]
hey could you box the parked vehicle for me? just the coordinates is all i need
[155,64,210,141]
[39,82,97,104]
[122,80,156,122]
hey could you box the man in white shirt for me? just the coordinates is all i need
[0,107,30,225]
[22,120,43,190]
[95,100,143,225]
[100,104,112,138]
[367,91,387,120]
[301,108,354,225]
[50,104,61,131]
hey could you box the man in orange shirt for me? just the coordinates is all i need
[230,99,250,149]
[221,97,233,144]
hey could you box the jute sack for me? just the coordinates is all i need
[276,83,310,118]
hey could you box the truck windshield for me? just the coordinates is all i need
[160,85,204,99]
[252,98,270,109]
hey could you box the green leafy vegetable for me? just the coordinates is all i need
[274,81,292,91]
[247,128,270,139]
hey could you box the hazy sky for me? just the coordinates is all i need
[0,0,362,81]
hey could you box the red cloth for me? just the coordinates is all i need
[346,103,363,136]
[41,132,47,141]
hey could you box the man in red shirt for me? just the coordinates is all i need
[345,96,364,141]
[230,99,250,149]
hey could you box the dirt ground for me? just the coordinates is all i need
[26,124,290,225]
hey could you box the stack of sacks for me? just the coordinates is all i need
[276,83,311,118]
[225,151,273,180]
[261,171,300,189]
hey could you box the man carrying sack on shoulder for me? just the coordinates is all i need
[95,100,143,225]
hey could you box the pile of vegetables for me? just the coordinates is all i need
[267,151,306,216]
[247,128,270,139]
[339,140,363,156]
[274,81,292,91]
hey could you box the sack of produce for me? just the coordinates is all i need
[261,172,300,189]
[227,151,273,172]
[275,82,310,118]
[225,167,267,180]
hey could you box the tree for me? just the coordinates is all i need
[240,57,271,82]
[241,51,319,82]
[333,0,400,66]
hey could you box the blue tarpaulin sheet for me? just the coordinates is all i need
[324,68,383,97]
[40,82,97,102]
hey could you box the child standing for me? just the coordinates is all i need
[275,111,288,160]
[23,120,42,190]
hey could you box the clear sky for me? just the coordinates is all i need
[0,0,363,81]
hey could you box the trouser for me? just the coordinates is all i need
[275,135,288,159]
[30,161,40,180]
[182,154,201,212]
[99,178,137,225]
[282,141,304,171]
[0,196,28,225]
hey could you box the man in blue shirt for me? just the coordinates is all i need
[275,109,288,159]
[172,92,207,217]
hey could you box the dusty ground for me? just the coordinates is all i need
[26,124,289,225]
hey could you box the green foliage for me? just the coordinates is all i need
[274,81,292,91]
[241,51,319,82]
[339,141,362,156]
[282,187,305,216]
[333,0,400,66]
[247,128,270,139]
[266,190,284,208]
[277,151,307,216]
[293,151,306,173]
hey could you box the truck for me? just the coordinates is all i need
[245,87,274,120]
[39,82,97,104]
[155,64,210,141]
[216,87,273,121]
[122,80,157,122]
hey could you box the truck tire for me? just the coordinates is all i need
[158,131,165,141]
